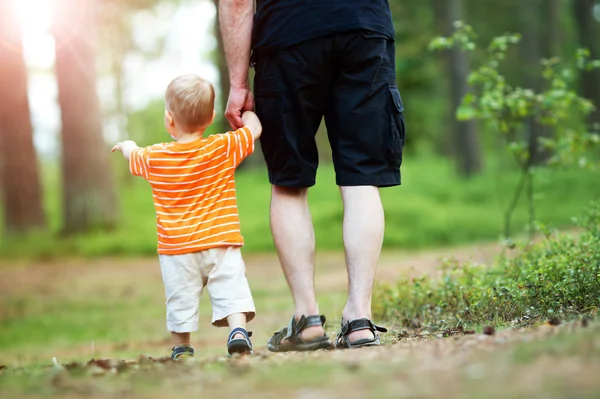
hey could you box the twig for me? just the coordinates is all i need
[526,171,536,242]
[504,169,528,239]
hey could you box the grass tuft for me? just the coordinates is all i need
[373,202,600,329]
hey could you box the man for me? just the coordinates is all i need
[219,0,405,351]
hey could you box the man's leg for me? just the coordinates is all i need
[270,185,324,340]
[325,31,404,345]
[340,186,385,341]
[254,39,334,348]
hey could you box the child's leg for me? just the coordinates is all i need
[203,247,256,328]
[227,313,248,340]
[171,332,191,346]
[202,247,256,353]
[159,253,203,356]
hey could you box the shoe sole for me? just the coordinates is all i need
[267,338,332,353]
[335,336,381,349]
[228,339,252,355]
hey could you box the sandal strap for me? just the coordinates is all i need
[282,314,327,341]
[229,327,253,341]
[340,318,388,336]
[171,345,194,359]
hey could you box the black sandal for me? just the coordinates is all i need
[335,318,388,349]
[267,315,332,352]
[227,327,253,356]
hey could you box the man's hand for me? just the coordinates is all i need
[225,87,255,130]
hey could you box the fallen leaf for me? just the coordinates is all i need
[483,326,495,336]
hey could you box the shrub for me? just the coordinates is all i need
[430,23,600,240]
[373,202,600,330]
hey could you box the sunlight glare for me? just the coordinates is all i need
[10,0,55,68]
[12,0,53,33]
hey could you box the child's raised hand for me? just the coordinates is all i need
[112,142,124,153]
[111,140,139,160]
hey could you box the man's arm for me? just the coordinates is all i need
[219,0,255,129]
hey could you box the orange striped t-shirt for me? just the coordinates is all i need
[129,127,254,255]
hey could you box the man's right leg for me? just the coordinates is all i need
[254,38,334,350]
[270,185,324,341]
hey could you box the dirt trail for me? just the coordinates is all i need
[0,241,503,360]
[2,240,600,398]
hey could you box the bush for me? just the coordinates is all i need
[373,202,600,329]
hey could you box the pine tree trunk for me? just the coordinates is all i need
[431,0,454,158]
[573,0,600,125]
[545,0,564,58]
[445,0,482,177]
[53,0,118,234]
[522,0,551,165]
[213,1,230,134]
[0,0,46,234]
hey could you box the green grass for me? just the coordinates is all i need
[0,155,599,259]
[373,202,600,329]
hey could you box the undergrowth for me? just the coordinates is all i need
[2,157,600,259]
[373,202,600,330]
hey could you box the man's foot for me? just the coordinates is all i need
[227,328,253,356]
[347,327,375,342]
[335,318,387,349]
[267,315,332,352]
[171,345,194,360]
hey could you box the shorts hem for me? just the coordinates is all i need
[167,323,199,333]
[212,306,256,327]
[336,171,401,188]
[268,174,316,189]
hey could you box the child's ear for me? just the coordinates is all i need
[165,110,175,127]
[211,109,216,125]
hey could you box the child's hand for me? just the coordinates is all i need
[111,142,124,153]
[111,140,139,159]
[241,111,262,140]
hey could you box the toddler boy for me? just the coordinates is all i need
[112,74,262,359]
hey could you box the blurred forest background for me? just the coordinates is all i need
[1,0,600,258]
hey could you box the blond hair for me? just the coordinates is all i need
[165,74,215,131]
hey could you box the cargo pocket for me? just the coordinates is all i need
[387,86,405,168]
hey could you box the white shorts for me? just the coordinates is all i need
[158,247,255,332]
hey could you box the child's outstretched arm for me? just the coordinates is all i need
[241,111,262,140]
[111,140,139,160]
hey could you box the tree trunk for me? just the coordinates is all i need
[444,0,482,177]
[52,0,118,234]
[432,0,454,158]
[573,0,600,125]
[522,0,551,165]
[213,0,230,134]
[545,0,564,58]
[0,0,46,234]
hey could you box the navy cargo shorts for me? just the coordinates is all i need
[253,30,405,188]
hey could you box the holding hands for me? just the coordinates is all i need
[225,87,255,130]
